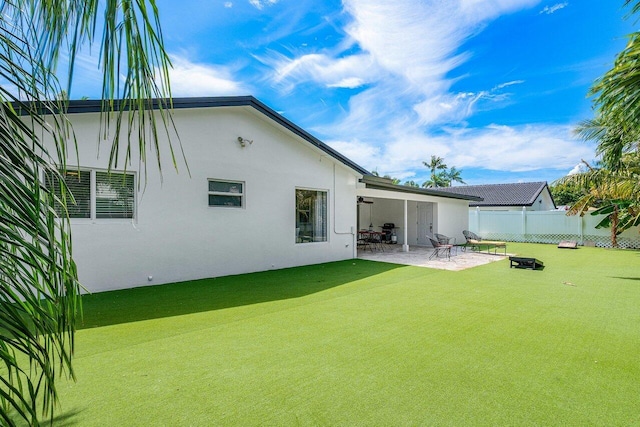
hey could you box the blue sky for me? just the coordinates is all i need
[70,0,636,186]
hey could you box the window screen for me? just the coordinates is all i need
[95,172,135,219]
[46,170,91,218]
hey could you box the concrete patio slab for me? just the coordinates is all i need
[357,245,508,271]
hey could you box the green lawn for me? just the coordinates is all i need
[44,243,640,425]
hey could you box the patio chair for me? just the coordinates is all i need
[434,233,455,245]
[462,230,507,255]
[428,236,453,260]
[357,230,372,251]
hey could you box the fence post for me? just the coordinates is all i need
[472,206,479,233]
[522,206,526,242]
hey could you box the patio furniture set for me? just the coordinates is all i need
[358,229,510,262]
[428,231,507,261]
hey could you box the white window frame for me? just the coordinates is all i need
[208,179,245,208]
[46,167,137,221]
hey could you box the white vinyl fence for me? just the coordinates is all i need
[469,209,640,249]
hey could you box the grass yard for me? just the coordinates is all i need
[42,243,640,425]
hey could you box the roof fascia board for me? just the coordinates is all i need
[361,176,482,201]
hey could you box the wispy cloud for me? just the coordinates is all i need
[539,2,568,15]
[262,51,379,91]
[262,0,593,181]
[249,0,277,10]
[267,0,538,128]
[494,80,525,90]
[162,56,250,97]
[264,0,579,181]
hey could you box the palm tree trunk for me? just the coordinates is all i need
[611,205,619,248]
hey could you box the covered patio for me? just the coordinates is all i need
[356,176,482,252]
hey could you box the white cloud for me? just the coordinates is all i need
[264,52,378,91]
[162,56,249,97]
[444,124,593,172]
[224,2,233,8]
[567,162,586,175]
[540,2,568,15]
[327,77,366,89]
[326,123,595,180]
[264,0,540,130]
[494,80,525,90]
[413,92,491,125]
[249,0,277,10]
[263,0,581,181]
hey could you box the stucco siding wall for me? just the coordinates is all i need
[436,198,469,243]
[46,107,359,292]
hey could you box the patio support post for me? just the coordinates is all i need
[403,199,409,252]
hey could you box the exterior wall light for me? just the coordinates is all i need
[237,136,253,147]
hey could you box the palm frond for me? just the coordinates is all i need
[1,1,173,424]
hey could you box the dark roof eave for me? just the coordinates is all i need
[470,202,535,207]
[361,177,482,201]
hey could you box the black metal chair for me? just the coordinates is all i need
[428,236,452,260]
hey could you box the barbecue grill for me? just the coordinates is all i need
[381,223,397,243]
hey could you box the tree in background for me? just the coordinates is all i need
[561,0,640,247]
[587,0,640,168]
[550,181,584,206]
[422,155,465,188]
[371,170,401,184]
[0,1,173,425]
[557,156,640,247]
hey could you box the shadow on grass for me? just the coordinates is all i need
[9,407,84,427]
[611,276,640,281]
[43,407,84,426]
[79,260,402,329]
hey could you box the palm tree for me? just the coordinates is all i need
[445,166,466,186]
[566,1,640,247]
[588,1,640,166]
[421,156,465,187]
[1,1,173,425]
[422,155,448,188]
[557,156,640,247]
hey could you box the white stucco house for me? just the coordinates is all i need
[37,96,479,293]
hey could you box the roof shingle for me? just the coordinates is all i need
[437,181,551,207]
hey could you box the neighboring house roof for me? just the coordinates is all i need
[16,96,371,176]
[361,175,483,202]
[437,181,554,207]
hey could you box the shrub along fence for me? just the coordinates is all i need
[469,209,640,249]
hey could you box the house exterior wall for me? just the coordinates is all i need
[44,106,360,293]
[436,198,470,243]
